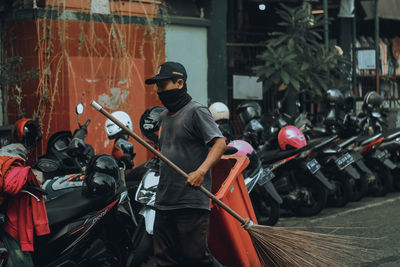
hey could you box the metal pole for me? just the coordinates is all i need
[352,15,357,95]
[323,0,329,50]
[375,0,380,93]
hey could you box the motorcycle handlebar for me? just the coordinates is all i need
[73,119,90,140]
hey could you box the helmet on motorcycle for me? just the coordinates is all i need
[209,102,230,122]
[325,89,344,106]
[209,102,232,141]
[343,91,356,111]
[227,140,254,156]
[364,91,383,110]
[278,125,306,150]
[105,111,133,140]
[139,106,166,146]
[236,101,262,124]
[83,154,120,198]
[13,118,42,149]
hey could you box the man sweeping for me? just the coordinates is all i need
[145,61,226,267]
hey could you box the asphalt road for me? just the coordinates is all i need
[277,192,400,267]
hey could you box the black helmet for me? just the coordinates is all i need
[13,119,42,149]
[83,154,120,198]
[236,101,262,124]
[139,106,166,146]
[364,91,382,110]
[343,91,356,111]
[325,89,344,106]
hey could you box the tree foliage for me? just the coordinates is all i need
[253,4,350,103]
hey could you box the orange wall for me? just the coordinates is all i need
[3,5,164,166]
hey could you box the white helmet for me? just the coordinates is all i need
[209,102,230,121]
[105,111,133,139]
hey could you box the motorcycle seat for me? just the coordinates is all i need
[383,128,400,141]
[308,135,338,151]
[356,133,382,146]
[259,148,299,165]
[337,136,358,148]
[46,189,105,226]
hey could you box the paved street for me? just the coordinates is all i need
[277,192,400,266]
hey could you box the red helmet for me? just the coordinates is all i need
[14,118,42,148]
[278,125,306,150]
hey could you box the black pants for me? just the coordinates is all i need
[153,208,222,267]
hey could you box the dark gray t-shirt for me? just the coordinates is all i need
[155,100,224,210]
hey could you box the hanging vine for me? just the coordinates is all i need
[25,0,167,138]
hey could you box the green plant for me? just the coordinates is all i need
[0,57,39,87]
[0,56,39,120]
[253,4,350,103]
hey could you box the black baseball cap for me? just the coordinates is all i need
[145,62,187,85]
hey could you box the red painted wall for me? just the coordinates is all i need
[3,4,164,166]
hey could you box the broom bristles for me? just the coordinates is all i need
[247,224,376,267]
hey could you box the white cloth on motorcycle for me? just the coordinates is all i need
[45,190,105,226]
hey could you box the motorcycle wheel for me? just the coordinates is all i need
[291,178,328,217]
[327,174,353,207]
[249,187,280,226]
[369,165,393,197]
[351,173,368,202]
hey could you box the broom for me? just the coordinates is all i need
[91,101,365,267]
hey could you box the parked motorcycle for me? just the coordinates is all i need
[40,106,138,202]
[258,128,334,217]
[358,91,387,135]
[209,103,282,225]
[227,139,281,226]
[353,91,400,192]
[236,99,361,207]
[296,90,370,203]
[37,103,93,200]
[3,154,136,267]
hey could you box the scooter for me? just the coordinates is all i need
[40,106,137,202]
[244,151,281,226]
[259,136,335,217]
[227,140,282,226]
[36,103,94,179]
[341,133,394,196]
[2,156,137,267]
[127,157,159,267]
[37,103,94,200]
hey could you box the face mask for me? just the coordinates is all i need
[157,88,192,113]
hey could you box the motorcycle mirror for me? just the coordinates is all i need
[76,103,84,127]
[76,103,84,115]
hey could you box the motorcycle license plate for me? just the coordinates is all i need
[306,159,321,174]
[335,153,354,170]
[258,168,275,186]
[376,149,389,160]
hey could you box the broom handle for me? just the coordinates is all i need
[91,101,247,225]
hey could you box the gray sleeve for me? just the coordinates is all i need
[192,107,224,144]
